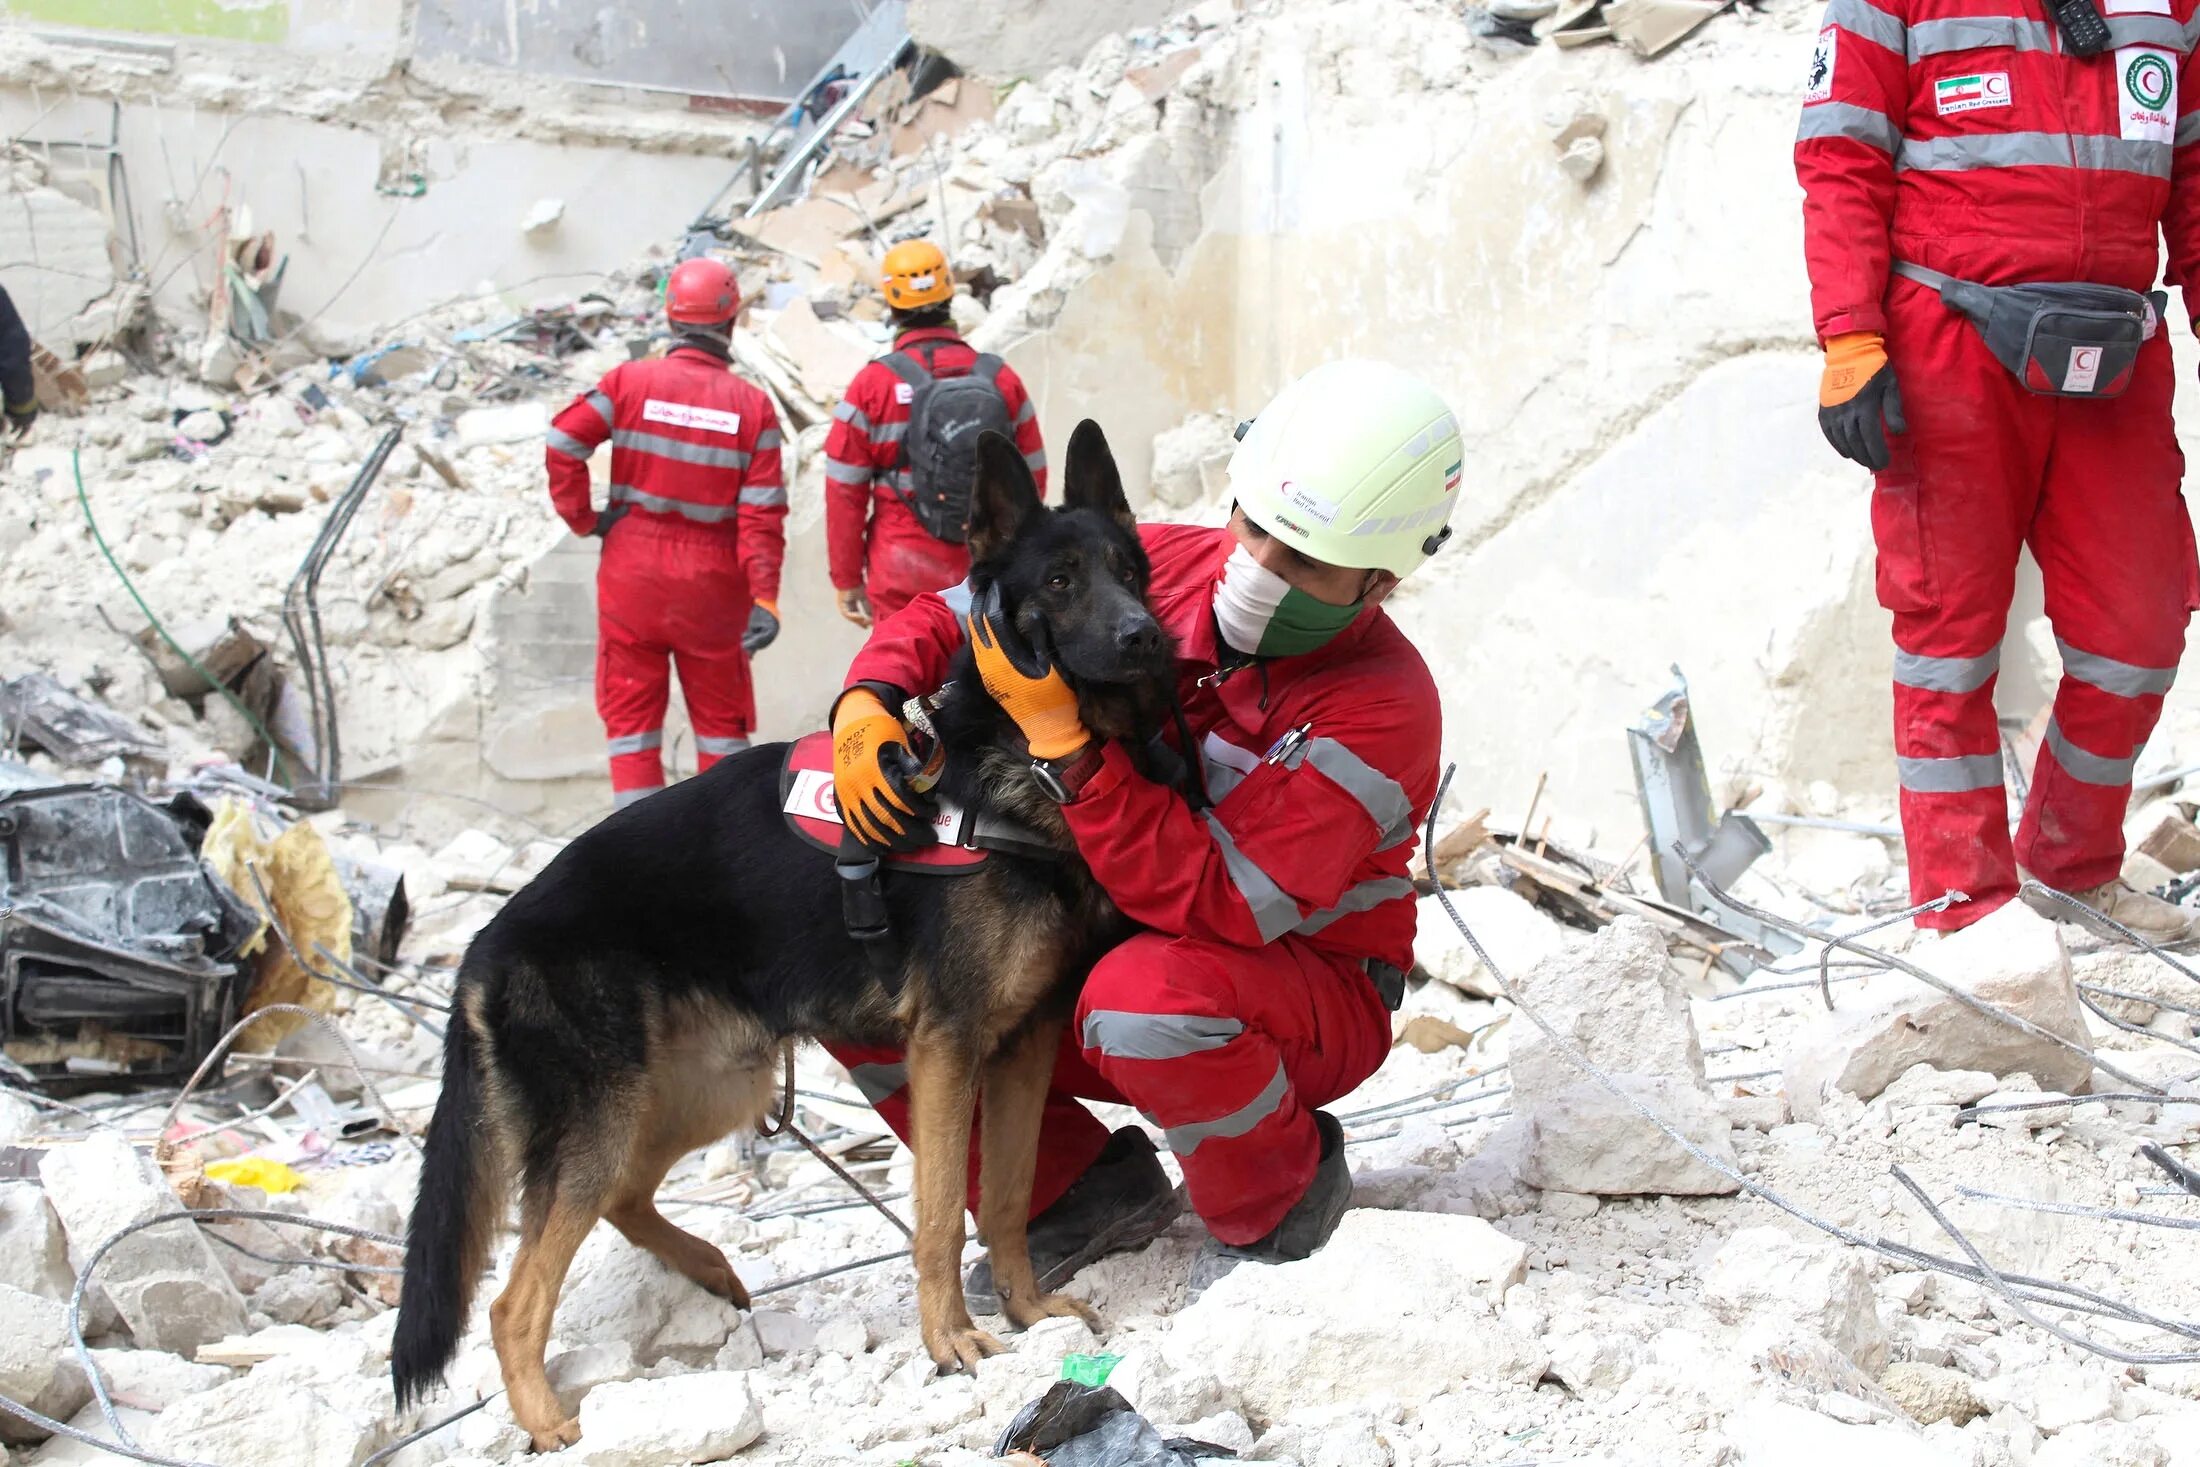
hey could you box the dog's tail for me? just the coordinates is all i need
[392,990,501,1408]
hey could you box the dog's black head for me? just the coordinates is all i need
[965,421,1170,694]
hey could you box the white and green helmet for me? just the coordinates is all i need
[1227,359,1467,579]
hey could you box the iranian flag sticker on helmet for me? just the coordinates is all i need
[1226,360,1468,579]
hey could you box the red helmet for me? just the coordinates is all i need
[666,257,740,327]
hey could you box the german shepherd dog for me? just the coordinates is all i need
[391,423,1174,1451]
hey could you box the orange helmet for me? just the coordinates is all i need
[666,257,740,327]
[880,239,953,311]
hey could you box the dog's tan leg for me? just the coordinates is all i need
[906,1025,1002,1372]
[978,1015,1102,1333]
[605,1117,750,1307]
[490,1192,598,1452]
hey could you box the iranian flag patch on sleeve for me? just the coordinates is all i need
[1935,72,2011,115]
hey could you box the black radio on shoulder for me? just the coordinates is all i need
[2052,0,2111,56]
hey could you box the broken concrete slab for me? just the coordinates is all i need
[1701,1226,1886,1371]
[1157,1210,1547,1419]
[1507,916,1739,1195]
[1415,886,1567,1000]
[0,1181,75,1303]
[85,1348,234,1411]
[38,1131,251,1356]
[139,1370,377,1467]
[0,1283,92,1446]
[1783,904,2092,1123]
[573,1372,763,1466]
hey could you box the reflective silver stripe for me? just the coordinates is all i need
[2107,15,2190,49]
[889,468,917,494]
[2057,638,2177,699]
[1896,752,2003,793]
[1201,733,1261,804]
[739,484,789,507]
[695,735,750,755]
[612,785,660,810]
[2044,719,2140,787]
[1893,647,2000,695]
[607,483,738,524]
[1024,449,1048,473]
[1081,1011,1244,1061]
[850,1061,907,1105]
[582,389,614,427]
[825,457,872,486]
[546,428,595,460]
[1797,102,1899,154]
[1908,14,2051,55]
[1155,1061,1288,1156]
[1203,813,1301,943]
[1292,738,1413,847]
[1013,399,1037,427]
[832,401,872,431]
[608,730,664,756]
[940,579,974,617]
[2181,111,2200,148]
[1294,876,1417,937]
[2188,10,2200,48]
[1825,0,1905,49]
[755,429,783,451]
[1898,132,2171,179]
[874,421,909,444]
[612,429,751,470]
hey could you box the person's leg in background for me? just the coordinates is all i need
[595,536,673,810]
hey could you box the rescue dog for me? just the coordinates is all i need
[391,422,1174,1451]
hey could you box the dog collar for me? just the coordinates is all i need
[1031,742,1105,804]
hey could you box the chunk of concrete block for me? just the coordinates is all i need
[573,1372,763,1466]
[0,1283,91,1446]
[1783,904,2090,1122]
[1508,917,1739,1195]
[0,1182,75,1302]
[1157,1210,1547,1420]
[38,1132,250,1355]
[1415,887,1566,1000]
[1701,1226,1886,1371]
[84,1347,233,1411]
[139,1371,377,1467]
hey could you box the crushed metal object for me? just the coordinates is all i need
[0,784,257,1094]
[0,672,165,766]
[1627,666,1801,974]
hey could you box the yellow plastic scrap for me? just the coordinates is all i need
[205,1157,305,1194]
[202,797,356,1044]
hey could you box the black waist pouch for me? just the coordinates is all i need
[1894,260,2163,399]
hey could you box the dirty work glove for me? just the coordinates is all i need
[743,600,780,655]
[962,584,1090,762]
[832,687,937,852]
[590,502,631,538]
[836,586,873,629]
[5,399,36,438]
[1817,331,1907,472]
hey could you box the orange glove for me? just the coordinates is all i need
[831,688,934,849]
[1817,331,1907,472]
[963,585,1089,762]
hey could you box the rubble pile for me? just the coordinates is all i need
[12,0,2200,1462]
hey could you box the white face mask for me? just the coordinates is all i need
[1212,546,1366,658]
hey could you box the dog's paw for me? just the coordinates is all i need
[925,1323,1006,1373]
[525,1416,582,1453]
[699,1255,752,1310]
[1005,1289,1101,1332]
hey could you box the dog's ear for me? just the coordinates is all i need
[1063,419,1136,535]
[966,430,1041,565]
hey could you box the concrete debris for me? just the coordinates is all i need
[139,1369,377,1467]
[84,1347,235,1411]
[1701,1226,1887,1371]
[0,1183,75,1303]
[1878,1360,1986,1426]
[572,1372,764,1466]
[0,1283,91,1446]
[1159,1210,1548,1419]
[1506,916,1739,1195]
[1784,904,2093,1122]
[1414,886,1567,1000]
[37,1132,251,1356]
[522,198,567,236]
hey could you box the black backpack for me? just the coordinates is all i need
[882,345,1015,544]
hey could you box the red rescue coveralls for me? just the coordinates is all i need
[547,345,787,807]
[825,524,1438,1242]
[823,326,1047,621]
[1797,0,2200,923]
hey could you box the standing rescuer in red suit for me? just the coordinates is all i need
[823,239,1048,629]
[826,359,1465,1299]
[545,257,788,810]
[1799,0,2200,939]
